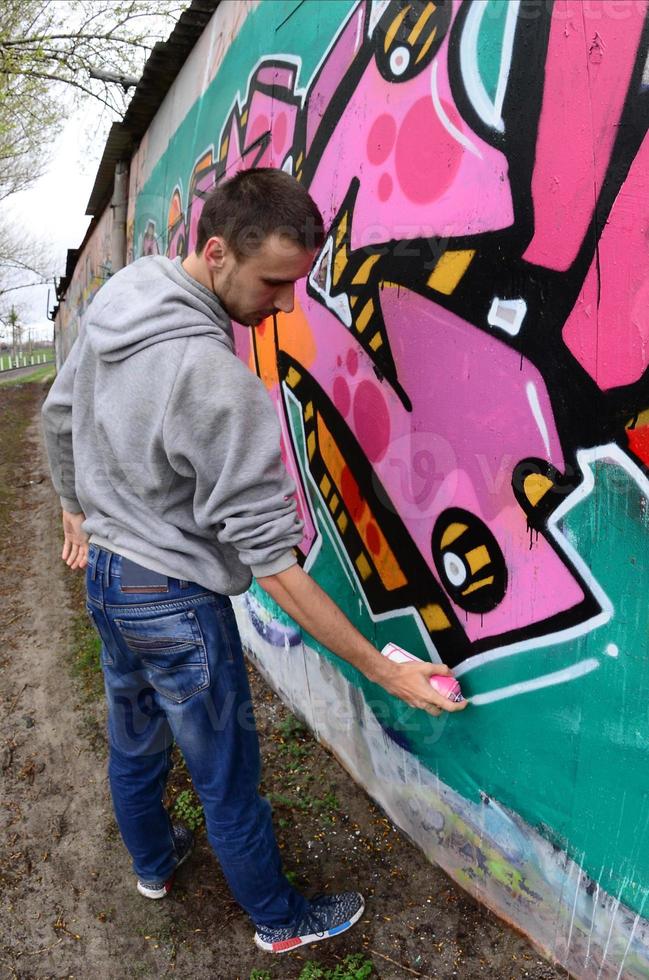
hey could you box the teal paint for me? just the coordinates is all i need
[477,0,511,102]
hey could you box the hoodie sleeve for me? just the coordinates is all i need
[41,336,84,513]
[163,348,303,578]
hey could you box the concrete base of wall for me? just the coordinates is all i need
[234,598,649,980]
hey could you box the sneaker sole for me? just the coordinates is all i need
[253,896,365,954]
[136,838,194,900]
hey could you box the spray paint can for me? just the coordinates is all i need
[381,642,465,703]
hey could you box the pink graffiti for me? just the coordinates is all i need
[523,0,646,272]
[295,280,583,645]
[563,129,649,390]
[308,2,513,246]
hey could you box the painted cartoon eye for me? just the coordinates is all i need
[431,508,507,614]
[374,0,452,83]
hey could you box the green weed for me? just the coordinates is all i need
[172,788,204,830]
[70,609,103,701]
[297,954,375,980]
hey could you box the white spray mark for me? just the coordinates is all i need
[431,62,482,159]
[585,871,603,967]
[555,857,577,955]
[566,853,585,960]
[597,883,625,980]
[469,658,600,706]
[615,891,647,980]
[642,47,649,88]
[605,643,619,658]
[526,380,552,457]
[487,296,527,336]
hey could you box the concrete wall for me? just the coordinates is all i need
[56,2,649,975]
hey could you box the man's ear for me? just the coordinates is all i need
[203,236,228,271]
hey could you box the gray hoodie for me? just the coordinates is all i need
[42,255,302,594]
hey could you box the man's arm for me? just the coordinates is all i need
[257,563,466,715]
[41,337,89,570]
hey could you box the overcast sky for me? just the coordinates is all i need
[6,108,107,343]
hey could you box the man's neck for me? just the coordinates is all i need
[182,252,213,294]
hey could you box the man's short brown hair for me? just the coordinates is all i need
[196,168,325,258]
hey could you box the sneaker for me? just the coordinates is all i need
[136,824,194,899]
[254,891,365,954]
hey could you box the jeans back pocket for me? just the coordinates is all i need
[113,609,209,703]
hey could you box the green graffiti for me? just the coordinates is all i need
[476,0,512,104]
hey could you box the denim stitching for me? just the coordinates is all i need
[105,593,217,615]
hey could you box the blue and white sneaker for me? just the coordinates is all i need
[254,891,365,953]
[136,825,194,899]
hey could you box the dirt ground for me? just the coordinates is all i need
[0,379,565,980]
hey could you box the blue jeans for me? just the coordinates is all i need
[85,545,307,928]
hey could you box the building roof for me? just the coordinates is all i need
[85,0,219,218]
[55,0,218,308]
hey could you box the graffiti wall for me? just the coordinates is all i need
[54,206,112,365]
[58,1,649,974]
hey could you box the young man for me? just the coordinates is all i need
[42,168,464,954]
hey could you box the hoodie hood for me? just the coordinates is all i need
[85,255,234,362]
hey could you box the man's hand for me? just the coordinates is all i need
[377,659,467,716]
[61,509,89,570]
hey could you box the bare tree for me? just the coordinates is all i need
[0,1,188,305]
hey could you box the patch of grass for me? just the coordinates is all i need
[297,954,376,980]
[277,714,308,742]
[249,970,272,980]
[172,787,205,831]
[0,386,35,527]
[0,363,56,386]
[69,607,104,702]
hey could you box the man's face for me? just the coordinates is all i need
[210,233,315,326]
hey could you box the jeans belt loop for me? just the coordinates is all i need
[103,550,113,588]
[91,553,97,581]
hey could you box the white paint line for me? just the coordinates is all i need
[643,47,649,88]
[454,445,628,676]
[526,380,552,457]
[597,885,625,980]
[354,5,364,52]
[494,1,520,124]
[468,658,600,706]
[431,61,482,159]
[368,0,391,38]
[615,892,647,980]
[459,1,506,133]
[566,853,585,961]
[585,873,602,968]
